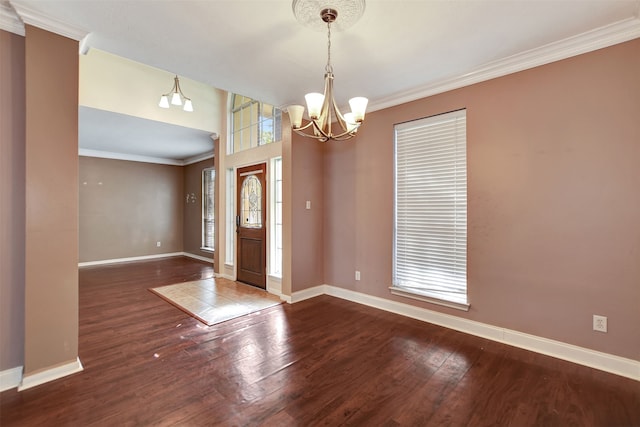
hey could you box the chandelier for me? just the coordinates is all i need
[159,75,193,112]
[287,3,368,142]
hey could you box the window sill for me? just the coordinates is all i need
[200,247,214,253]
[389,287,470,312]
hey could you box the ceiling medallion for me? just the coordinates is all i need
[292,0,366,32]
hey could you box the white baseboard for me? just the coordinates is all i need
[0,366,23,392]
[79,252,185,267]
[18,357,83,391]
[217,273,235,281]
[78,252,214,267]
[291,285,326,303]
[182,252,213,263]
[291,285,639,381]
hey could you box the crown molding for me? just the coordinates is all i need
[10,1,88,41]
[79,148,213,166]
[79,148,185,166]
[369,16,640,112]
[184,151,214,166]
[0,2,24,35]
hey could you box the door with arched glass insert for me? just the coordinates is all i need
[236,163,267,288]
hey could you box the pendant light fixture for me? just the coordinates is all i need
[288,1,368,142]
[159,75,193,112]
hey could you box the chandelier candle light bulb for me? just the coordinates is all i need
[171,92,182,106]
[287,2,368,142]
[305,93,325,119]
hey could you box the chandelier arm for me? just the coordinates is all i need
[175,76,187,99]
[292,116,361,142]
[329,122,361,139]
[292,120,316,132]
[162,79,177,97]
[293,127,329,142]
[293,122,359,142]
[317,71,333,135]
[331,96,349,132]
[311,118,332,141]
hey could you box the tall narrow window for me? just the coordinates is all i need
[225,168,234,265]
[270,157,283,277]
[202,168,215,251]
[392,109,468,310]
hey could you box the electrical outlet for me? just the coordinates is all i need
[156,241,161,247]
[355,271,361,281]
[593,315,607,333]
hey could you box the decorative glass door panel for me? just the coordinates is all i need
[240,175,262,228]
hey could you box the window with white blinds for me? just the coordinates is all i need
[392,109,468,310]
[202,168,215,251]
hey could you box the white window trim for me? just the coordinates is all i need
[393,109,468,310]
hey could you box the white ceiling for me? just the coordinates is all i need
[5,0,640,161]
[79,106,215,164]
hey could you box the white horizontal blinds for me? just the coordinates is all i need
[203,168,215,249]
[394,109,467,305]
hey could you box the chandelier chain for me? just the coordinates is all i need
[326,21,333,73]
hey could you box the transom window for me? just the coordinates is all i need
[230,94,282,154]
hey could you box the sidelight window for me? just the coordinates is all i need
[202,168,215,251]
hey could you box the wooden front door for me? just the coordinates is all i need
[236,163,267,289]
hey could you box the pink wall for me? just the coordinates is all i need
[0,30,26,372]
[323,39,640,361]
[290,136,325,291]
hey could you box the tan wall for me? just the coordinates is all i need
[79,157,184,262]
[184,158,214,260]
[0,30,26,371]
[323,39,640,360]
[24,26,79,374]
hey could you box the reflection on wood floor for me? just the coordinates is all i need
[1,256,638,426]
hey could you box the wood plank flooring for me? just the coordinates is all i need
[1,256,638,426]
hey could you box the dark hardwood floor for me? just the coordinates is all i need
[1,257,638,426]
